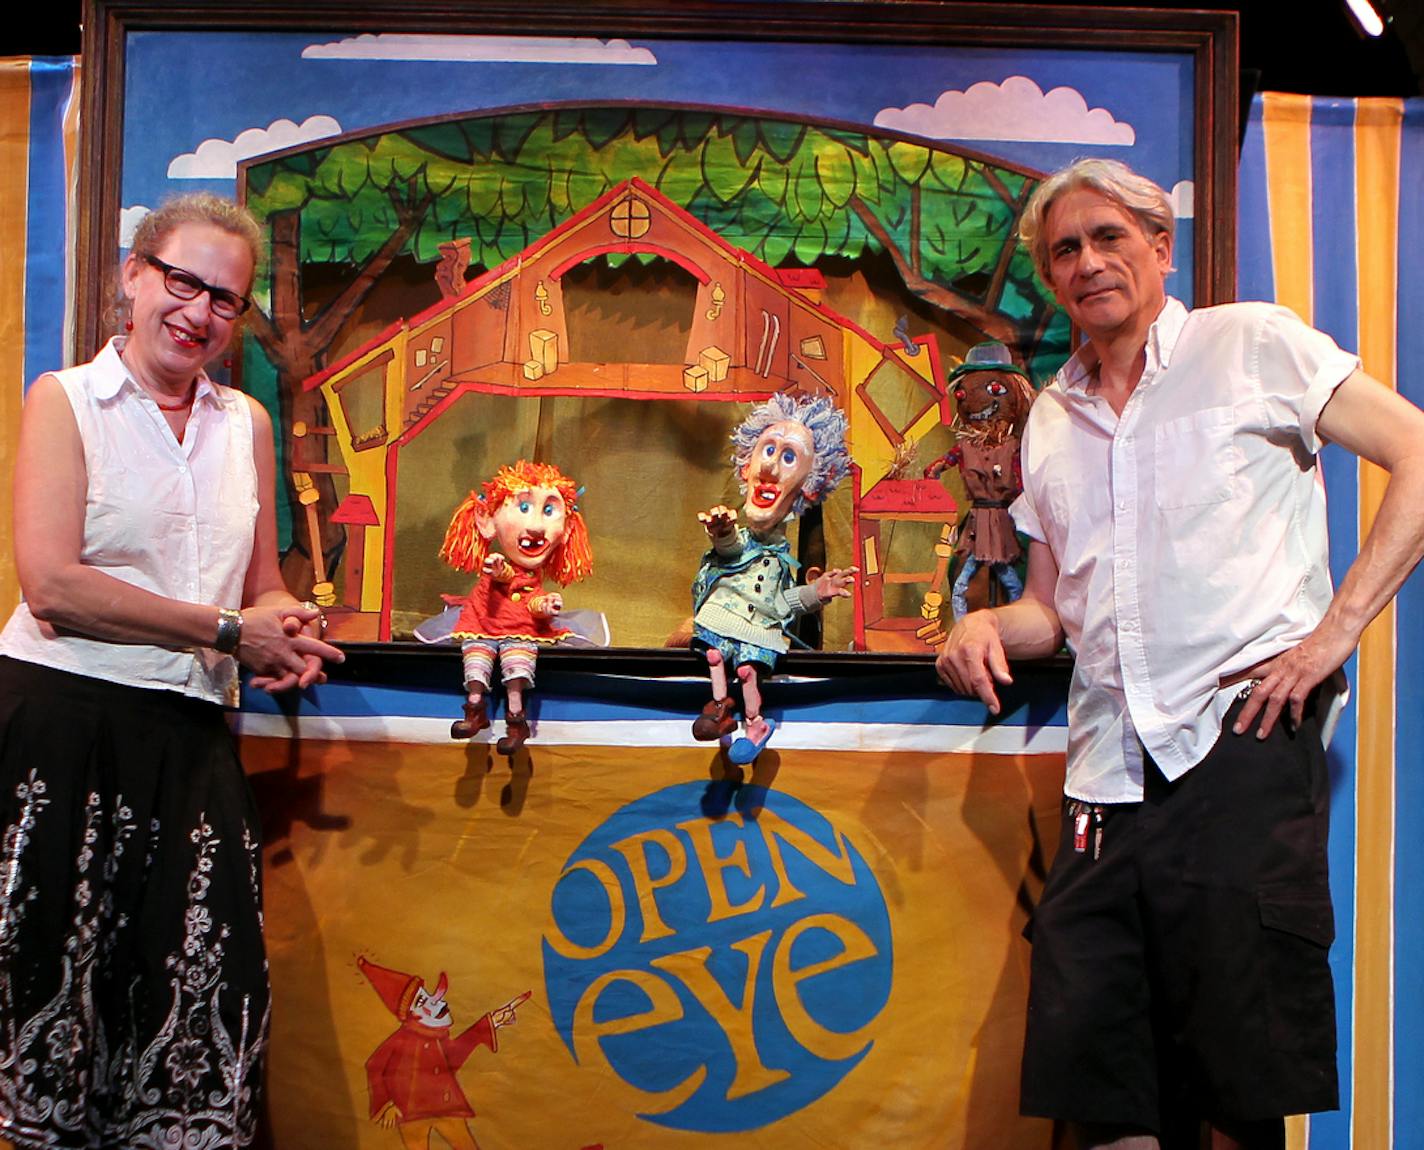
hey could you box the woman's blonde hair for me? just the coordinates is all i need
[129,192,263,271]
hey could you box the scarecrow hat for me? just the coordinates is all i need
[946,341,1030,386]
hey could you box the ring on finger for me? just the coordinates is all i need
[301,600,329,634]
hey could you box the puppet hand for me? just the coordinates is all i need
[375,1103,401,1129]
[483,553,513,581]
[491,1005,518,1028]
[936,609,1012,715]
[532,592,563,618]
[697,505,738,540]
[1231,624,1354,740]
[814,567,860,601]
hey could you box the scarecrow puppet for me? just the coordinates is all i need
[440,461,593,753]
[924,342,1036,619]
[690,394,856,764]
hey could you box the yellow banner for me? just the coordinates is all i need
[243,738,1063,1149]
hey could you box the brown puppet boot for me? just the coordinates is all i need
[496,711,530,755]
[450,698,490,740]
[692,696,738,741]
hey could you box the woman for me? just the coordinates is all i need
[0,194,342,1149]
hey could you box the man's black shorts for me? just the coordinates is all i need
[1020,692,1338,1136]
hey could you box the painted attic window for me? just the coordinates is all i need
[335,350,393,451]
[859,356,939,443]
[609,195,652,239]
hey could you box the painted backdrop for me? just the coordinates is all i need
[109,28,1201,650]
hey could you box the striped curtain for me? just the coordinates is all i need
[0,56,80,618]
[1239,93,1424,1150]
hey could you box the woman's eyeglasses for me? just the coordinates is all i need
[144,255,252,320]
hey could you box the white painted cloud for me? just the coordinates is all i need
[1171,179,1195,220]
[119,205,150,248]
[874,76,1134,145]
[301,34,656,65]
[167,115,343,179]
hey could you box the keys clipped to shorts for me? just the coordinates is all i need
[1068,799,1104,860]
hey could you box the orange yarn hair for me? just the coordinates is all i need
[439,460,593,587]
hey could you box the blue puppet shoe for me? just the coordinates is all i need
[727,717,777,765]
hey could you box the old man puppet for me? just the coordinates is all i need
[691,393,856,764]
[440,460,593,753]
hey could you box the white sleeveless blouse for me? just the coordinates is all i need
[0,339,258,705]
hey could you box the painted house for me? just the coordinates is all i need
[302,178,962,649]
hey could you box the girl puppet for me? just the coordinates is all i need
[440,461,592,753]
[691,393,856,764]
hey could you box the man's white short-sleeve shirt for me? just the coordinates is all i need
[1011,298,1359,802]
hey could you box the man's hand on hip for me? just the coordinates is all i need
[1233,624,1355,740]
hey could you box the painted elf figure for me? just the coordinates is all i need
[924,341,1036,619]
[440,461,593,753]
[691,393,856,764]
[356,956,527,1150]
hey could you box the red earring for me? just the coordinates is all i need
[125,320,133,332]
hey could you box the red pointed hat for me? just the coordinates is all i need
[357,956,447,1020]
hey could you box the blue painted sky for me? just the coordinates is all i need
[121,30,1197,297]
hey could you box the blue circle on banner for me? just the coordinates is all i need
[542,781,893,1132]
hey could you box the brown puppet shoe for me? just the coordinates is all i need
[692,696,738,741]
[450,699,490,740]
[496,711,531,755]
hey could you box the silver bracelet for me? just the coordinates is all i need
[214,608,244,655]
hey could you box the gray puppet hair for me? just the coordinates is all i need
[732,393,851,517]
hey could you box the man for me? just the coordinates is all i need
[937,158,1424,1150]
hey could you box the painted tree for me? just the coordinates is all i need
[241,106,1066,586]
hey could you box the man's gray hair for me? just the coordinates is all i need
[1019,158,1175,282]
[732,393,850,517]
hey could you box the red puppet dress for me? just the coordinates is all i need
[449,570,572,645]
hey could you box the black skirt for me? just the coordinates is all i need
[0,657,269,1150]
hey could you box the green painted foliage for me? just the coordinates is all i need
[243,106,1053,318]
